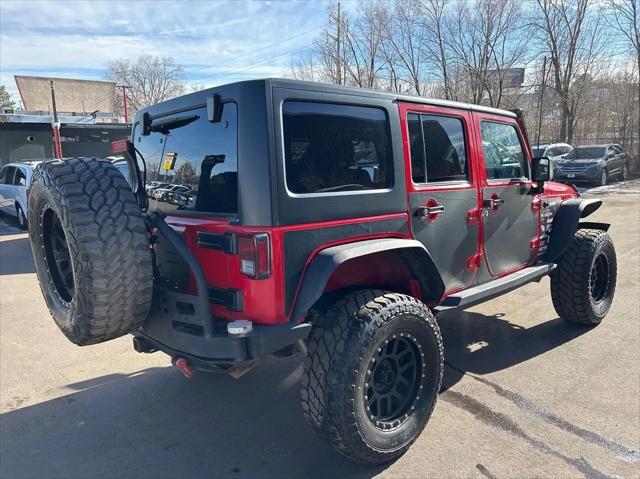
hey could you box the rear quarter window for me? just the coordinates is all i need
[282,101,393,194]
[134,103,238,215]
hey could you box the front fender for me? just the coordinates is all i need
[544,198,606,262]
[290,238,445,321]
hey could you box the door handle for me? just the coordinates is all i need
[483,196,504,209]
[416,204,445,220]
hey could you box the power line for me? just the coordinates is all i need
[190,25,324,81]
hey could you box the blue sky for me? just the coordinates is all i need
[0,0,349,105]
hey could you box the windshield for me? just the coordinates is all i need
[531,146,546,157]
[134,103,238,215]
[566,147,605,159]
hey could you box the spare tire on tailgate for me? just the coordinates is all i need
[28,157,153,346]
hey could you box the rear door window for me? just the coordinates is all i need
[408,113,467,183]
[134,103,238,215]
[282,101,393,194]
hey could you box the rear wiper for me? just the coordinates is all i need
[149,114,199,134]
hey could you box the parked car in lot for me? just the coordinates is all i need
[146,182,170,194]
[554,144,628,186]
[27,79,617,465]
[531,142,573,160]
[0,161,40,229]
[153,184,190,201]
[167,188,197,207]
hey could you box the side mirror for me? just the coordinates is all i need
[532,156,553,183]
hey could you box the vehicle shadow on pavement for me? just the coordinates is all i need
[0,357,388,479]
[0,314,593,479]
[438,310,591,391]
[0,236,34,275]
[0,212,25,236]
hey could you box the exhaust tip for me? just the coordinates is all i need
[172,356,193,378]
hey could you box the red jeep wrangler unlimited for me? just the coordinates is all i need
[28,79,616,465]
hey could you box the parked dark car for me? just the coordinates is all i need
[554,144,628,186]
[168,188,197,207]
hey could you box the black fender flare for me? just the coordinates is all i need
[289,238,445,321]
[544,198,608,262]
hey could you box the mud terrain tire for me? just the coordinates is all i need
[28,157,153,345]
[301,290,443,465]
[550,229,616,325]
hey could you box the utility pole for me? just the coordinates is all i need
[118,85,131,123]
[536,56,548,151]
[336,1,341,85]
[49,80,63,159]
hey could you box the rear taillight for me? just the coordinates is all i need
[238,233,270,279]
[111,139,130,154]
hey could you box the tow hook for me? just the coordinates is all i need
[171,356,193,378]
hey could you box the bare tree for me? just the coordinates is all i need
[382,1,428,95]
[310,2,351,85]
[287,52,320,82]
[106,55,186,118]
[533,0,605,143]
[342,1,390,88]
[607,0,639,160]
[418,0,453,99]
[445,0,528,107]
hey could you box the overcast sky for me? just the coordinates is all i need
[0,0,348,104]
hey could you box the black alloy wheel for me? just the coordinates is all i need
[42,208,74,303]
[365,333,423,429]
[589,253,611,304]
[301,290,443,465]
[550,229,617,325]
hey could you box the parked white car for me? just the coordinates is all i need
[0,161,40,229]
[531,143,573,160]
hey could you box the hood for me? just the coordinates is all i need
[555,158,604,165]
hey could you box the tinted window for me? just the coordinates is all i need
[409,113,467,183]
[283,101,393,194]
[567,147,605,159]
[480,122,527,180]
[423,115,466,181]
[408,113,426,183]
[531,146,546,157]
[0,166,15,185]
[13,167,26,186]
[134,103,238,215]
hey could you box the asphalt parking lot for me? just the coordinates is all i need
[1,180,639,479]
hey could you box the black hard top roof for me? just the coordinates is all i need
[140,78,518,120]
[267,78,517,118]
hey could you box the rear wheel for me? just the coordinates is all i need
[15,203,27,230]
[550,229,616,325]
[301,290,443,465]
[28,157,153,345]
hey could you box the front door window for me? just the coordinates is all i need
[480,121,528,181]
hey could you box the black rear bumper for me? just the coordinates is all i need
[139,213,310,370]
[135,313,310,371]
